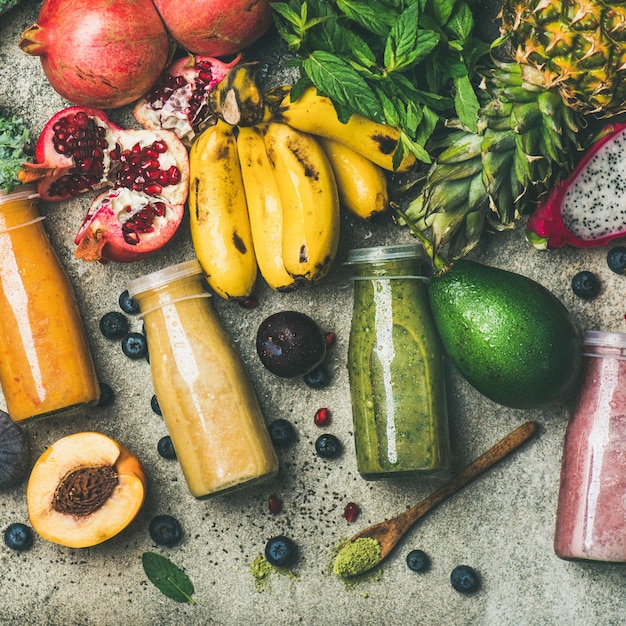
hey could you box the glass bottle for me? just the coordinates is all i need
[0,185,100,421]
[346,243,451,479]
[554,330,626,562]
[127,259,278,498]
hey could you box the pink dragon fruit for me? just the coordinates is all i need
[526,122,626,249]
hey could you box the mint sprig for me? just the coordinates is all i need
[271,0,490,165]
[142,551,196,605]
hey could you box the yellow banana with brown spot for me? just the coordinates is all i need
[276,86,416,172]
[236,125,296,292]
[188,119,257,300]
[318,137,389,220]
[263,122,340,284]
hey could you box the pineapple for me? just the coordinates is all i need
[400,0,626,262]
[500,0,626,116]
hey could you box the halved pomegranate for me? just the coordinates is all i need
[133,53,241,144]
[19,107,189,263]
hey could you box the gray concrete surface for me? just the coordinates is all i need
[2,2,626,625]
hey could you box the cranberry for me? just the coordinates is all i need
[314,407,331,427]
[343,502,360,523]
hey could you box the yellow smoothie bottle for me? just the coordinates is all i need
[0,185,100,421]
[127,259,278,498]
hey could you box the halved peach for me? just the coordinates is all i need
[26,432,146,548]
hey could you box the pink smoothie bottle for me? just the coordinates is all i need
[554,330,626,562]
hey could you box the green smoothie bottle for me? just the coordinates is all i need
[346,244,451,479]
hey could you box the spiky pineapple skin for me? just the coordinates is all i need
[500,0,626,116]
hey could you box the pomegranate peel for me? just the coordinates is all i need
[133,52,242,144]
[526,122,626,249]
[152,0,273,57]
[19,0,170,109]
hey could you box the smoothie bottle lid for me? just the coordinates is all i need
[583,330,626,359]
[0,184,39,205]
[127,259,203,297]
[345,243,427,265]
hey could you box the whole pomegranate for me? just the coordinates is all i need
[19,0,170,109]
[152,0,274,57]
[18,107,189,263]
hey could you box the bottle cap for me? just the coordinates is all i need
[0,184,39,205]
[583,330,626,359]
[127,259,203,298]
[345,243,427,265]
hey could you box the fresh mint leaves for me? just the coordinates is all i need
[271,0,490,165]
[142,551,196,605]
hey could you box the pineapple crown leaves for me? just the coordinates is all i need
[271,0,491,166]
[399,61,586,262]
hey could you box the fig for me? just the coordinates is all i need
[26,432,146,548]
[256,311,326,378]
[0,409,30,489]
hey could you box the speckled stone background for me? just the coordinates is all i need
[1,2,626,625]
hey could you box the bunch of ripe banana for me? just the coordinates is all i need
[188,64,416,300]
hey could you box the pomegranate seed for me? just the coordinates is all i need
[325,331,336,347]
[168,165,181,185]
[344,502,360,523]
[238,296,259,309]
[152,140,168,153]
[314,407,331,427]
[268,495,282,515]
[143,183,163,196]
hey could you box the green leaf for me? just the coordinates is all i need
[453,74,480,132]
[302,51,385,121]
[444,2,474,41]
[335,0,397,36]
[429,0,456,26]
[384,1,419,70]
[142,552,196,605]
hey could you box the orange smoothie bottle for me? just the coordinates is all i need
[0,185,100,421]
[127,259,278,498]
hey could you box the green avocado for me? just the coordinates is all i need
[428,259,582,409]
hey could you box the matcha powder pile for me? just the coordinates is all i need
[333,538,382,577]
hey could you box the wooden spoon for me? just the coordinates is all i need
[335,421,538,576]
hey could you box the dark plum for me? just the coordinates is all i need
[256,311,326,378]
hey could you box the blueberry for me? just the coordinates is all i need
[315,433,342,459]
[268,419,296,447]
[96,382,115,407]
[607,246,626,274]
[571,271,600,299]
[118,290,140,315]
[149,514,183,546]
[121,332,148,360]
[265,535,298,567]
[151,394,162,416]
[406,549,429,572]
[450,565,480,593]
[157,435,177,459]
[4,523,33,551]
[303,363,331,389]
[99,311,129,340]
